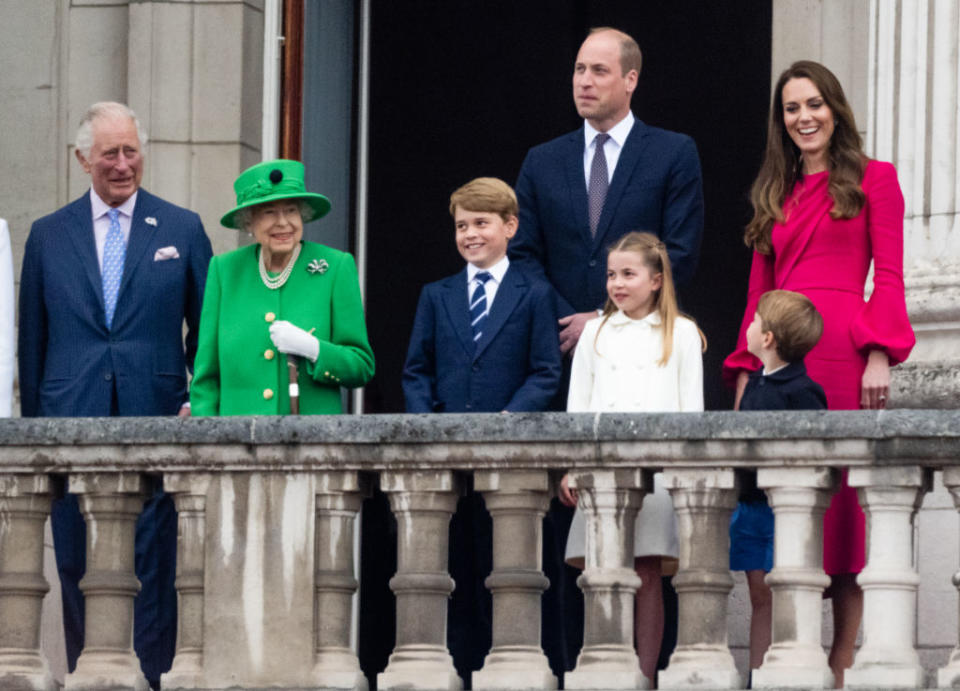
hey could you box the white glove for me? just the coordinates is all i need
[269,320,319,362]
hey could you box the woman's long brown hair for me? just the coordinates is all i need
[744,60,866,254]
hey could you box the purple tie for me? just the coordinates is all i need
[588,133,610,237]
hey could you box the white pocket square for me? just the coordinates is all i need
[154,246,180,261]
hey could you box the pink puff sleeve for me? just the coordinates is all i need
[722,248,774,388]
[849,160,915,365]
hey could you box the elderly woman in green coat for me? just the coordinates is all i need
[191,159,374,415]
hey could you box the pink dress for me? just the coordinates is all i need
[723,160,915,575]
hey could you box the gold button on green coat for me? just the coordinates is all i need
[264,349,275,360]
[263,388,274,400]
[265,312,276,323]
[190,241,375,415]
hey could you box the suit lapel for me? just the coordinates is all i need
[594,118,646,248]
[475,265,525,359]
[65,194,105,312]
[439,271,475,357]
[119,189,158,297]
[563,130,593,248]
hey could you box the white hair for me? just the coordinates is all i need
[236,200,314,232]
[75,102,148,158]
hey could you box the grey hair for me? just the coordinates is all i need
[236,200,314,232]
[75,102,148,158]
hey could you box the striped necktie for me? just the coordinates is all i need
[470,271,493,345]
[102,208,126,329]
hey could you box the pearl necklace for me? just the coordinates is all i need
[259,243,301,290]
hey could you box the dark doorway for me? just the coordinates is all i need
[361,0,772,414]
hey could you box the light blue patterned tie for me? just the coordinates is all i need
[102,208,126,329]
[470,271,492,346]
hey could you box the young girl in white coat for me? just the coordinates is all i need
[560,231,706,684]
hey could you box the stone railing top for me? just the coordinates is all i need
[0,410,958,473]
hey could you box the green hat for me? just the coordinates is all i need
[220,159,331,229]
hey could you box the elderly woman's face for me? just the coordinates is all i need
[250,199,303,260]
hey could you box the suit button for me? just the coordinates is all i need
[265,312,276,323]
[465,403,472,410]
[104,373,113,381]
[263,388,274,400]
[264,349,275,360]
[472,364,479,372]
[589,260,597,267]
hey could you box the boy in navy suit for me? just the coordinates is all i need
[732,289,827,675]
[402,177,562,682]
[403,176,562,413]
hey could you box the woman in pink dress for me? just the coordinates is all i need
[724,60,914,685]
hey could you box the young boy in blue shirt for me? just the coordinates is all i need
[732,289,827,673]
[402,177,562,681]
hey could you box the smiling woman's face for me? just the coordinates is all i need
[782,77,835,173]
[250,199,303,268]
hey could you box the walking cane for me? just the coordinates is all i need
[287,355,300,415]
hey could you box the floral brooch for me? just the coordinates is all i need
[307,258,329,275]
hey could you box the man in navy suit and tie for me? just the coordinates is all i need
[511,27,704,357]
[19,101,213,687]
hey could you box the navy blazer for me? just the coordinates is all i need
[18,189,213,416]
[511,117,704,316]
[403,264,562,413]
[740,361,827,411]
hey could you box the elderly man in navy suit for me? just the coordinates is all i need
[511,27,704,357]
[19,101,212,688]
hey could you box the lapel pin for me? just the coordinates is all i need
[145,217,158,227]
[307,259,329,275]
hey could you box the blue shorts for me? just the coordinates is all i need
[729,500,774,572]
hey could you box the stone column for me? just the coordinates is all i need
[752,467,834,689]
[311,471,367,691]
[0,474,56,691]
[845,466,930,688]
[867,0,960,407]
[473,470,556,690]
[564,469,647,691]
[937,467,960,687]
[378,471,462,691]
[65,472,149,691]
[161,473,212,690]
[659,469,740,689]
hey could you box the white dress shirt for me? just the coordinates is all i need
[0,219,13,416]
[582,111,635,188]
[90,188,137,271]
[467,255,509,311]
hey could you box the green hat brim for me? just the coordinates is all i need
[220,192,331,229]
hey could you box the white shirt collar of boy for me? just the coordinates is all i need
[763,363,789,377]
[467,255,509,308]
[583,110,635,188]
[608,309,660,328]
[90,188,137,271]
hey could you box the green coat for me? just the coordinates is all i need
[191,242,374,415]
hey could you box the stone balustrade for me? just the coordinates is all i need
[1,410,959,690]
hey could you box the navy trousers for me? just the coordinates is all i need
[52,478,177,684]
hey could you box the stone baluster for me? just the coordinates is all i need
[0,474,56,691]
[473,470,556,690]
[659,469,740,689]
[65,472,149,691]
[751,467,834,689]
[161,472,212,690]
[564,468,647,690]
[937,467,960,687]
[378,470,462,691]
[311,471,368,690]
[846,466,930,688]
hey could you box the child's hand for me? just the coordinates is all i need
[559,473,578,507]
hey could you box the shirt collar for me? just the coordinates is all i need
[583,111,635,151]
[90,188,138,221]
[607,308,661,327]
[467,255,509,284]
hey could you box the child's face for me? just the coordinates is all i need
[746,312,771,358]
[454,207,517,269]
[606,250,662,320]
